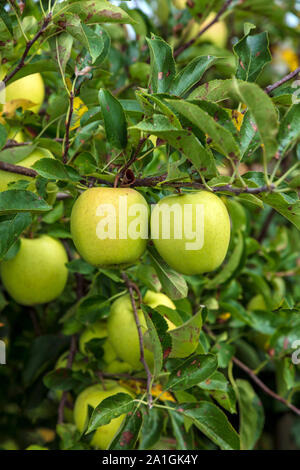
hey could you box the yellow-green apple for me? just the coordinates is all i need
[151,191,231,275]
[73,381,131,449]
[107,290,176,371]
[3,73,45,113]
[172,0,187,9]
[0,147,53,192]
[70,187,149,267]
[182,14,227,49]
[247,294,267,311]
[0,235,68,305]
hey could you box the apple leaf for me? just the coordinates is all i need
[142,305,167,375]
[66,17,109,64]
[166,354,218,391]
[0,212,32,260]
[0,190,51,214]
[0,145,37,164]
[146,34,176,94]
[53,1,136,25]
[139,407,164,450]
[169,55,218,97]
[278,103,300,157]
[109,409,143,450]
[234,31,271,82]
[99,89,128,149]
[237,379,265,450]
[168,310,203,358]
[33,158,81,182]
[53,33,74,74]
[148,245,188,300]
[167,99,240,160]
[168,409,194,450]
[0,124,7,149]
[173,402,240,450]
[87,393,135,433]
[43,368,76,391]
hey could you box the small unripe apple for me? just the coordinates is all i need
[247,294,267,311]
[73,381,131,449]
[0,148,53,192]
[4,73,45,113]
[0,235,68,306]
[151,191,231,275]
[107,290,176,371]
[70,187,149,267]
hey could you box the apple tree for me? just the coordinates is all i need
[0,0,300,451]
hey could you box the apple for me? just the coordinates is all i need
[107,290,176,371]
[73,381,131,449]
[4,73,45,113]
[0,147,54,192]
[70,187,149,267]
[172,0,187,9]
[79,320,108,356]
[151,191,231,275]
[0,235,68,306]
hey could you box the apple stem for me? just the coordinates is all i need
[122,272,153,408]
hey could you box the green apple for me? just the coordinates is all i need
[0,148,53,192]
[172,0,187,9]
[0,235,68,306]
[4,73,45,113]
[182,14,227,49]
[73,381,131,449]
[151,191,231,275]
[70,187,149,267]
[107,290,176,371]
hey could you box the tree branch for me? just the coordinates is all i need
[62,91,74,164]
[0,160,37,177]
[174,0,233,59]
[3,13,52,85]
[121,272,153,408]
[265,66,300,95]
[232,357,300,417]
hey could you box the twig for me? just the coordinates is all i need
[0,161,37,177]
[232,357,300,417]
[2,140,32,150]
[121,272,153,408]
[57,335,77,425]
[174,0,233,58]
[115,137,147,186]
[62,91,74,164]
[265,66,300,95]
[257,208,276,243]
[3,13,52,85]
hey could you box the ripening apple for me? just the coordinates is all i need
[151,191,231,275]
[0,235,68,306]
[3,73,45,113]
[0,147,54,192]
[107,290,176,371]
[73,381,131,449]
[70,187,149,267]
[247,294,267,312]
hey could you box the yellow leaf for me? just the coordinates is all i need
[70,97,88,130]
[3,99,37,117]
[231,109,244,131]
[281,48,299,72]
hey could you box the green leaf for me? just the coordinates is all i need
[176,402,240,450]
[146,34,176,94]
[33,158,81,182]
[278,103,300,157]
[43,368,75,391]
[0,190,51,214]
[66,17,108,64]
[168,410,194,450]
[0,124,7,149]
[232,79,279,161]
[109,409,143,450]
[168,99,240,159]
[205,231,244,289]
[54,1,136,25]
[139,407,164,450]
[5,61,58,85]
[166,354,218,391]
[0,212,32,260]
[131,114,217,176]
[99,89,127,149]
[0,145,37,164]
[169,56,217,97]
[87,393,135,433]
[142,305,166,376]
[261,192,300,231]
[234,32,271,82]
[148,245,188,300]
[0,4,13,36]
[236,379,264,450]
[169,310,202,358]
[54,33,74,73]
[239,111,261,158]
